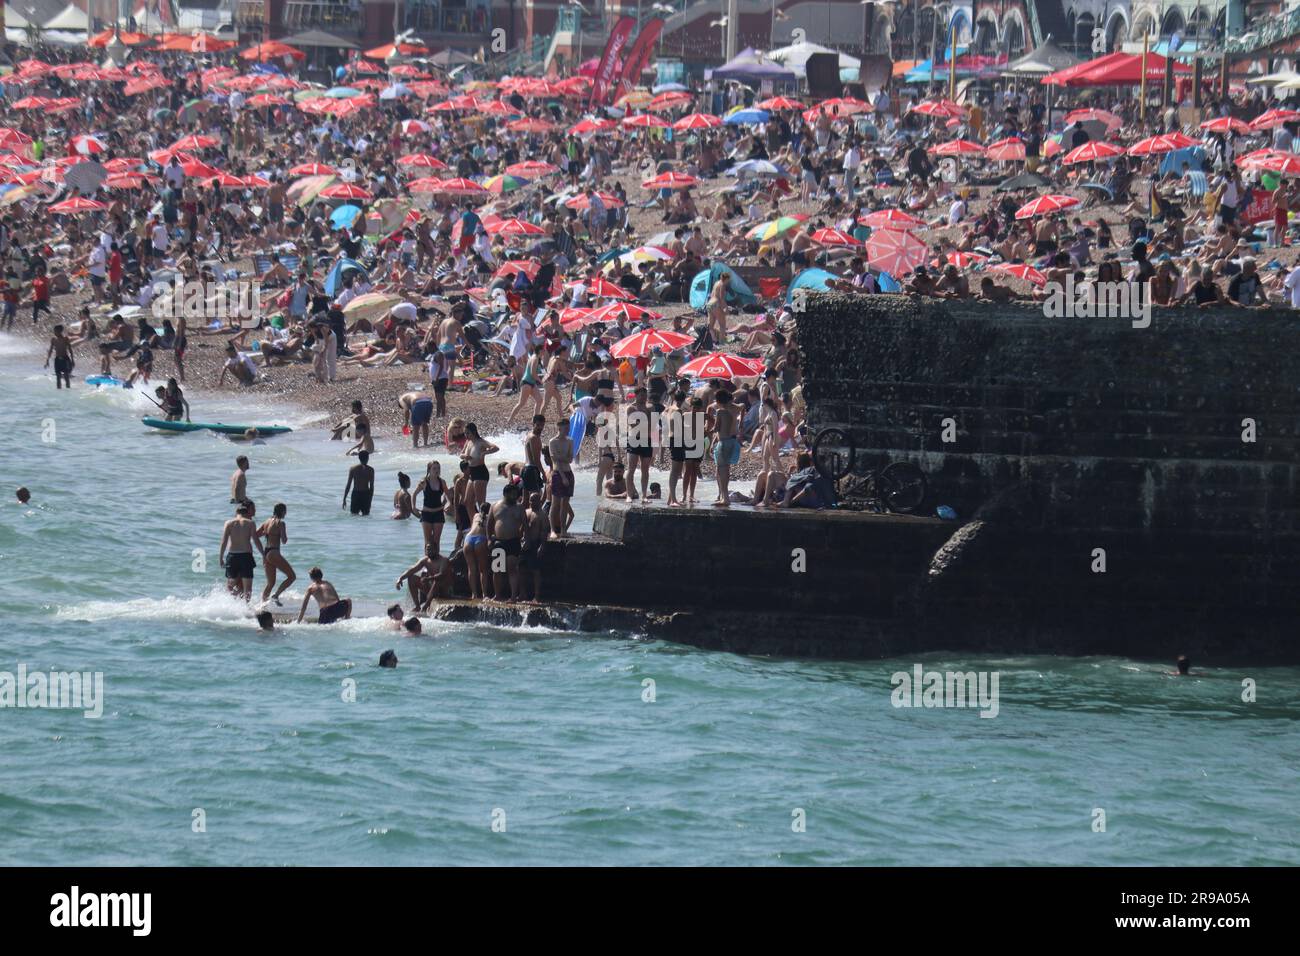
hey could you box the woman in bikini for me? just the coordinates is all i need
[505,344,544,426]
[413,461,451,554]
[391,472,413,520]
[256,503,296,606]
[462,423,498,517]
[463,503,493,600]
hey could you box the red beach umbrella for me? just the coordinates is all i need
[320,183,373,201]
[672,112,723,131]
[991,263,1047,286]
[810,227,861,246]
[1062,141,1125,165]
[1015,194,1081,218]
[930,139,986,156]
[1127,132,1197,156]
[611,330,694,358]
[860,208,925,228]
[677,352,766,379]
[641,171,697,190]
[866,228,928,276]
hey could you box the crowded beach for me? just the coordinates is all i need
[7,26,1300,618]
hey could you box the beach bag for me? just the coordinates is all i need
[618,359,635,386]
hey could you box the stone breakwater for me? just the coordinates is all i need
[794,293,1300,663]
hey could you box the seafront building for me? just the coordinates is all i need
[3,0,1292,78]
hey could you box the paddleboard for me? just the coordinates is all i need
[86,375,129,388]
[142,417,293,435]
[568,408,587,453]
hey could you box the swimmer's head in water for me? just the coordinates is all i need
[245,428,260,440]
[403,617,421,635]
[1177,655,1191,675]
[378,650,398,668]
[387,604,403,620]
[16,487,30,504]
[255,611,274,631]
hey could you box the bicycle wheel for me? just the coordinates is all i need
[811,427,855,480]
[880,461,927,514]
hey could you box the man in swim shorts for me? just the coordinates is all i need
[399,390,435,449]
[547,417,575,538]
[298,566,352,624]
[220,501,264,601]
[487,482,527,602]
[522,414,546,496]
[343,450,375,516]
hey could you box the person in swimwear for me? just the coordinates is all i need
[461,422,498,518]
[256,502,296,606]
[330,399,369,441]
[395,543,454,612]
[463,502,493,600]
[155,378,190,422]
[230,456,249,504]
[547,417,575,538]
[43,324,74,389]
[220,501,264,601]
[297,566,352,624]
[709,389,740,507]
[413,460,451,554]
[343,450,375,516]
[399,390,435,449]
[391,472,413,520]
[445,417,468,454]
[487,482,528,602]
[521,414,547,498]
[451,460,472,552]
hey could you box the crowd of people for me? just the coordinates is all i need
[11,33,1300,621]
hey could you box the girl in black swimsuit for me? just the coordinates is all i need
[415,461,449,554]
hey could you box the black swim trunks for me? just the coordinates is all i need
[490,537,521,557]
[468,463,490,482]
[350,490,373,516]
[318,598,352,625]
[420,507,444,525]
[225,552,255,579]
[521,464,544,493]
[455,504,470,531]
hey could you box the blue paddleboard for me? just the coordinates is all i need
[568,409,586,452]
[86,375,128,388]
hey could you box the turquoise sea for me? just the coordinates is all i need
[1,331,1298,866]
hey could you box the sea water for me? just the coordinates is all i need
[1,332,1297,866]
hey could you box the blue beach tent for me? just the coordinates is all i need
[785,267,837,304]
[689,263,756,309]
[324,257,369,296]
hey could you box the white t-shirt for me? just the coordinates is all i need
[1284,266,1300,307]
[164,164,184,189]
[88,244,106,277]
[151,224,169,252]
[948,199,967,225]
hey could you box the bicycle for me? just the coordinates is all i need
[810,426,928,515]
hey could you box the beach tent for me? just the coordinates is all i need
[1047,52,1191,87]
[324,257,369,296]
[1005,37,1080,76]
[785,267,837,305]
[1159,146,1206,175]
[689,263,756,310]
[766,41,860,79]
[43,3,89,31]
[711,48,797,86]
